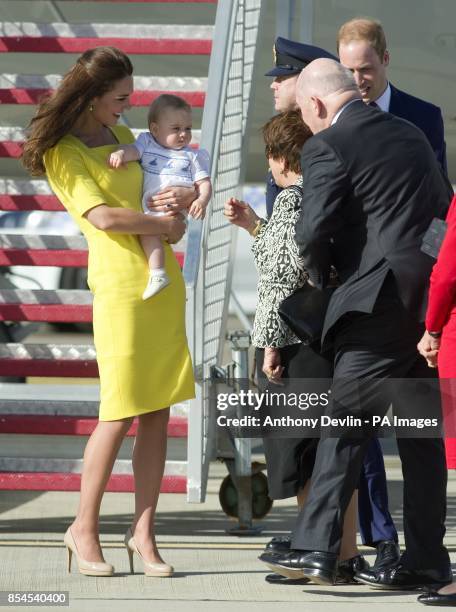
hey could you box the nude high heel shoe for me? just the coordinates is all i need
[64,527,114,577]
[124,527,174,577]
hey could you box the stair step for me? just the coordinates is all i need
[0,342,97,377]
[0,127,200,158]
[0,471,186,493]
[0,290,92,322]
[0,22,213,55]
[0,414,187,437]
[0,383,189,417]
[101,0,216,3]
[0,234,184,268]
[0,234,88,266]
[0,456,186,473]
[0,74,206,106]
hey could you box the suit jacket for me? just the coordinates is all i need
[266,85,447,216]
[295,100,453,343]
[389,83,447,174]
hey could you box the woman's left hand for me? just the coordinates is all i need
[263,347,284,385]
[147,186,197,213]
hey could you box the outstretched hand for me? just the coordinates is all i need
[224,197,259,233]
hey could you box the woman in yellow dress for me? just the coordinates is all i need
[21,47,195,577]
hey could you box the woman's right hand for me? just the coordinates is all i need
[224,197,259,233]
[262,347,284,385]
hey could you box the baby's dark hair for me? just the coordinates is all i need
[147,94,192,126]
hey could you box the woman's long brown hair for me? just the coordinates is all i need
[21,46,133,176]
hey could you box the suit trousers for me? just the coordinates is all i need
[291,279,449,570]
[257,345,397,545]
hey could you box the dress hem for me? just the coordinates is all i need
[98,390,196,422]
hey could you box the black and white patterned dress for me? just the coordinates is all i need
[251,177,308,348]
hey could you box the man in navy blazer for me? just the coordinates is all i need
[338,17,447,174]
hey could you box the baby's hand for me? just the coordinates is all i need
[108,150,125,169]
[189,200,207,220]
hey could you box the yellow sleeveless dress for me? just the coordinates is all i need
[44,125,195,420]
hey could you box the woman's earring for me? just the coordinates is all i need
[89,104,94,112]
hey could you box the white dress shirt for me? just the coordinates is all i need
[331,98,363,125]
[373,83,391,112]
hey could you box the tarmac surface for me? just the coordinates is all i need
[1,458,456,612]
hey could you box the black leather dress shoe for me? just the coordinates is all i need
[417,589,456,606]
[264,536,291,554]
[265,573,310,585]
[373,540,401,571]
[355,564,453,591]
[336,555,370,584]
[264,554,369,586]
[259,549,338,585]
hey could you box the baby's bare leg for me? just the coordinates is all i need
[140,234,164,270]
[139,235,170,300]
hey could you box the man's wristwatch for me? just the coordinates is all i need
[427,330,442,339]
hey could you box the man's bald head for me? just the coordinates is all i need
[295,58,361,133]
[297,58,359,99]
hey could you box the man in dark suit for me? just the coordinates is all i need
[260,58,453,590]
[337,17,448,571]
[265,36,400,574]
[338,17,447,173]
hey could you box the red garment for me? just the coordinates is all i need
[425,195,456,468]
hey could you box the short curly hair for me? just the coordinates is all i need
[262,110,312,174]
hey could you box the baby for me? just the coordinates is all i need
[109,94,212,299]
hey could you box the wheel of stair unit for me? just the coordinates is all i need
[218,471,273,519]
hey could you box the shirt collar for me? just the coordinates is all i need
[373,82,391,112]
[331,98,363,125]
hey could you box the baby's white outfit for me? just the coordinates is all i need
[134,132,210,215]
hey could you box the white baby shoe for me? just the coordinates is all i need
[142,272,170,300]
